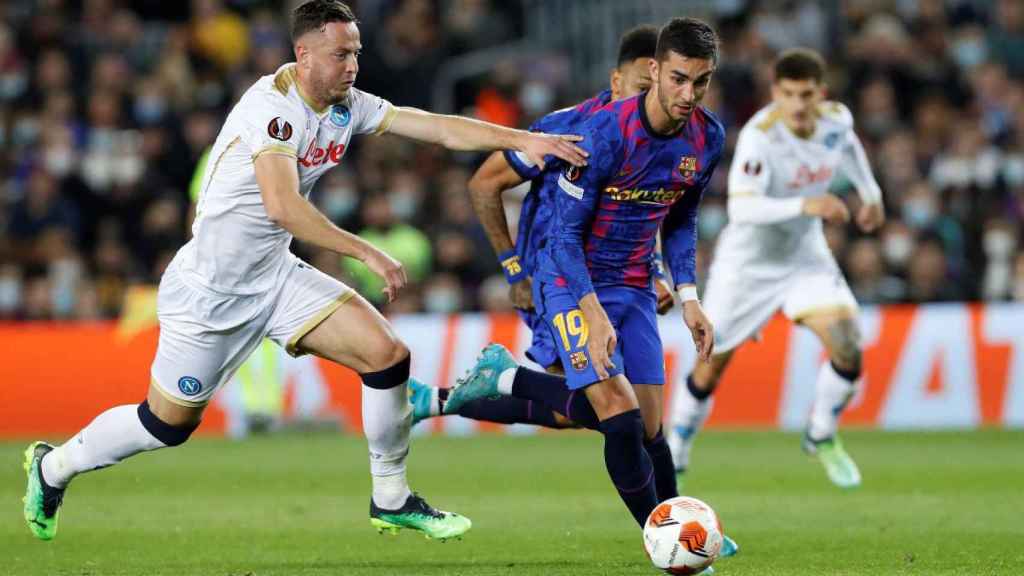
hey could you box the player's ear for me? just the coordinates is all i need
[648,57,660,82]
[609,68,621,99]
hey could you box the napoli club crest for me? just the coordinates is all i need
[178,376,202,397]
[329,105,351,128]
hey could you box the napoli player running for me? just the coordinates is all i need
[445,18,724,531]
[407,26,670,430]
[668,48,884,489]
[22,0,588,542]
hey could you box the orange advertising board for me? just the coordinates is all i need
[1,304,1021,438]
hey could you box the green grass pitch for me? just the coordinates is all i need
[3,429,1022,575]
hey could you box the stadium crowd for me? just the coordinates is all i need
[1,0,1023,320]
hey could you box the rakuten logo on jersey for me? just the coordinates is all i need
[787,164,833,189]
[299,140,346,168]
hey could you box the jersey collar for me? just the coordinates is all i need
[639,91,688,141]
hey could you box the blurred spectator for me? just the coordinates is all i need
[191,0,250,73]
[986,0,1024,78]
[8,168,80,261]
[422,272,464,314]
[907,234,963,303]
[343,194,432,305]
[1,0,1022,319]
[845,238,905,304]
[478,273,515,313]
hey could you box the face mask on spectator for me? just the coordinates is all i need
[388,190,419,220]
[424,287,461,314]
[12,116,38,147]
[984,230,1016,259]
[521,81,554,116]
[883,234,913,267]
[134,96,167,124]
[950,37,987,70]
[902,197,937,229]
[44,147,74,177]
[698,204,727,238]
[1004,157,1024,188]
[323,186,357,221]
[0,277,21,313]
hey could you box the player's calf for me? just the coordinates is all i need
[24,399,198,540]
[586,378,659,528]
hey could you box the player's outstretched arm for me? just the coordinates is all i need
[386,107,588,169]
[468,152,533,309]
[255,153,407,302]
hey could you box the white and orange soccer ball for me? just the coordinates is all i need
[642,496,724,575]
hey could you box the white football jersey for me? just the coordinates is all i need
[714,101,881,273]
[178,63,396,294]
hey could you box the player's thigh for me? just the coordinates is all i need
[266,259,407,374]
[150,262,268,422]
[534,278,625,391]
[799,311,862,370]
[783,268,861,368]
[615,286,665,387]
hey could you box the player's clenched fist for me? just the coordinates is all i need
[856,202,885,232]
[361,245,407,303]
[802,193,849,224]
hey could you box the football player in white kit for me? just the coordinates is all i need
[668,48,884,489]
[23,0,587,542]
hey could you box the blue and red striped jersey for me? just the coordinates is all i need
[502,90,613,276]
[536,93,725,300]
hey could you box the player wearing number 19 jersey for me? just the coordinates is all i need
[446,18,725,530]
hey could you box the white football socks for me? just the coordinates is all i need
[362,383,412,509]
[40,405,166,489]
[497,367,517,395]
[808,362,859,441]
[669,378,714,471]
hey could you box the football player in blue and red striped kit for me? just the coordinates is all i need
[408,26,673,428]
[446,17,726,531]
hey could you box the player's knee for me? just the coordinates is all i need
[360,350,411,390]
[590,378,638,418]
[691,361,723,392]
[137,400,200,447]
[363,333,409,374]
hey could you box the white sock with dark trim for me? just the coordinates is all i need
[41,405,166,489]
[808,363,858,441]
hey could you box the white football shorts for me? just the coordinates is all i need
[150,252,353,406]
[702,259,858,354]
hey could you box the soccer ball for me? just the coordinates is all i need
[642,496,724,575]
